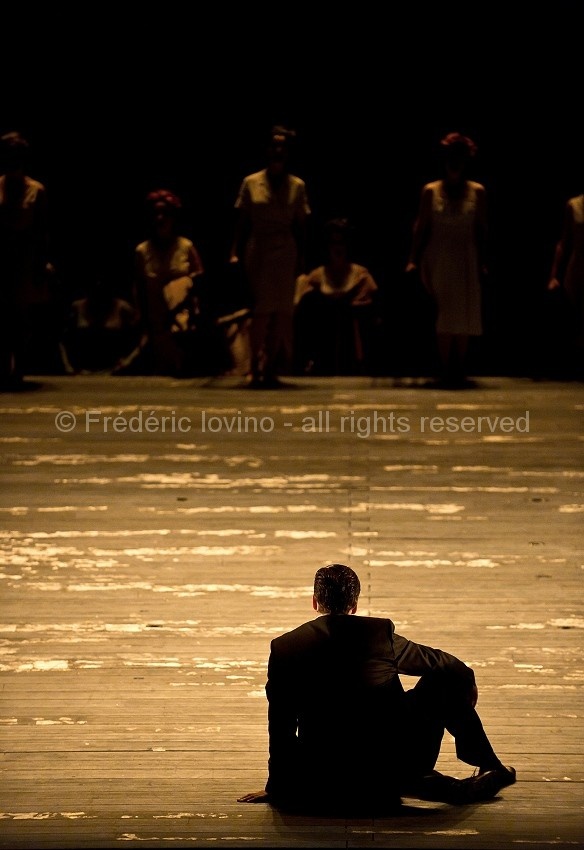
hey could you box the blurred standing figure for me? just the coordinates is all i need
[132,189,204,376]
[406,133,487,387]
[230,126,310,388]
[547,191,584,376]
[0,131,50,388]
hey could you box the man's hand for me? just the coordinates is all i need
[237,790,269,803]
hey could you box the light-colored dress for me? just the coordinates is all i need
[134,235,203,334]
[420,180,484,336]
[134,235,203,373]
[235,169,310,313]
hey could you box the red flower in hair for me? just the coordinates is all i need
[146,189,182,210]
[440,133,477,157]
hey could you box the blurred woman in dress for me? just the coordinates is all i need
[230,126,310,387]
[406,132,487,387]
[0,131,50,388]
[547,188,584,378]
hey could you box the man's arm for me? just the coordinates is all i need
[405,184,432,272]
[548,201,574,290]
[264,645,301,798]
[238,641,300,804]
[230,179,251,263]
[392,630,476,698]
[292,181,310,276]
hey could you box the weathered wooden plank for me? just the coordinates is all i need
[1,375,583,849]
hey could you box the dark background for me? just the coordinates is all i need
[2,2,583,377]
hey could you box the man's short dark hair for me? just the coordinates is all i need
[314,564,361,614]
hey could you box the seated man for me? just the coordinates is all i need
[238,563,516,815]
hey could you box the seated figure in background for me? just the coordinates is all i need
[295,218,379,375]
[129,189,205,376]
[62,275,139,374]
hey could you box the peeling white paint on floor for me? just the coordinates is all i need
[342,501,465,514]
[0,811,97,819]
[51,472,365,489]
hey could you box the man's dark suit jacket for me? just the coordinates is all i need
[265,613,475,812]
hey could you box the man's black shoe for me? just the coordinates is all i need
[479,765,516,788]
[402,770,466,803]
[403,767,512,805]
[448,769,508,804]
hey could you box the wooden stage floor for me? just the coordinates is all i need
[1,375,583,849]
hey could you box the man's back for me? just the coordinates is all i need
[266,614,406,811]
